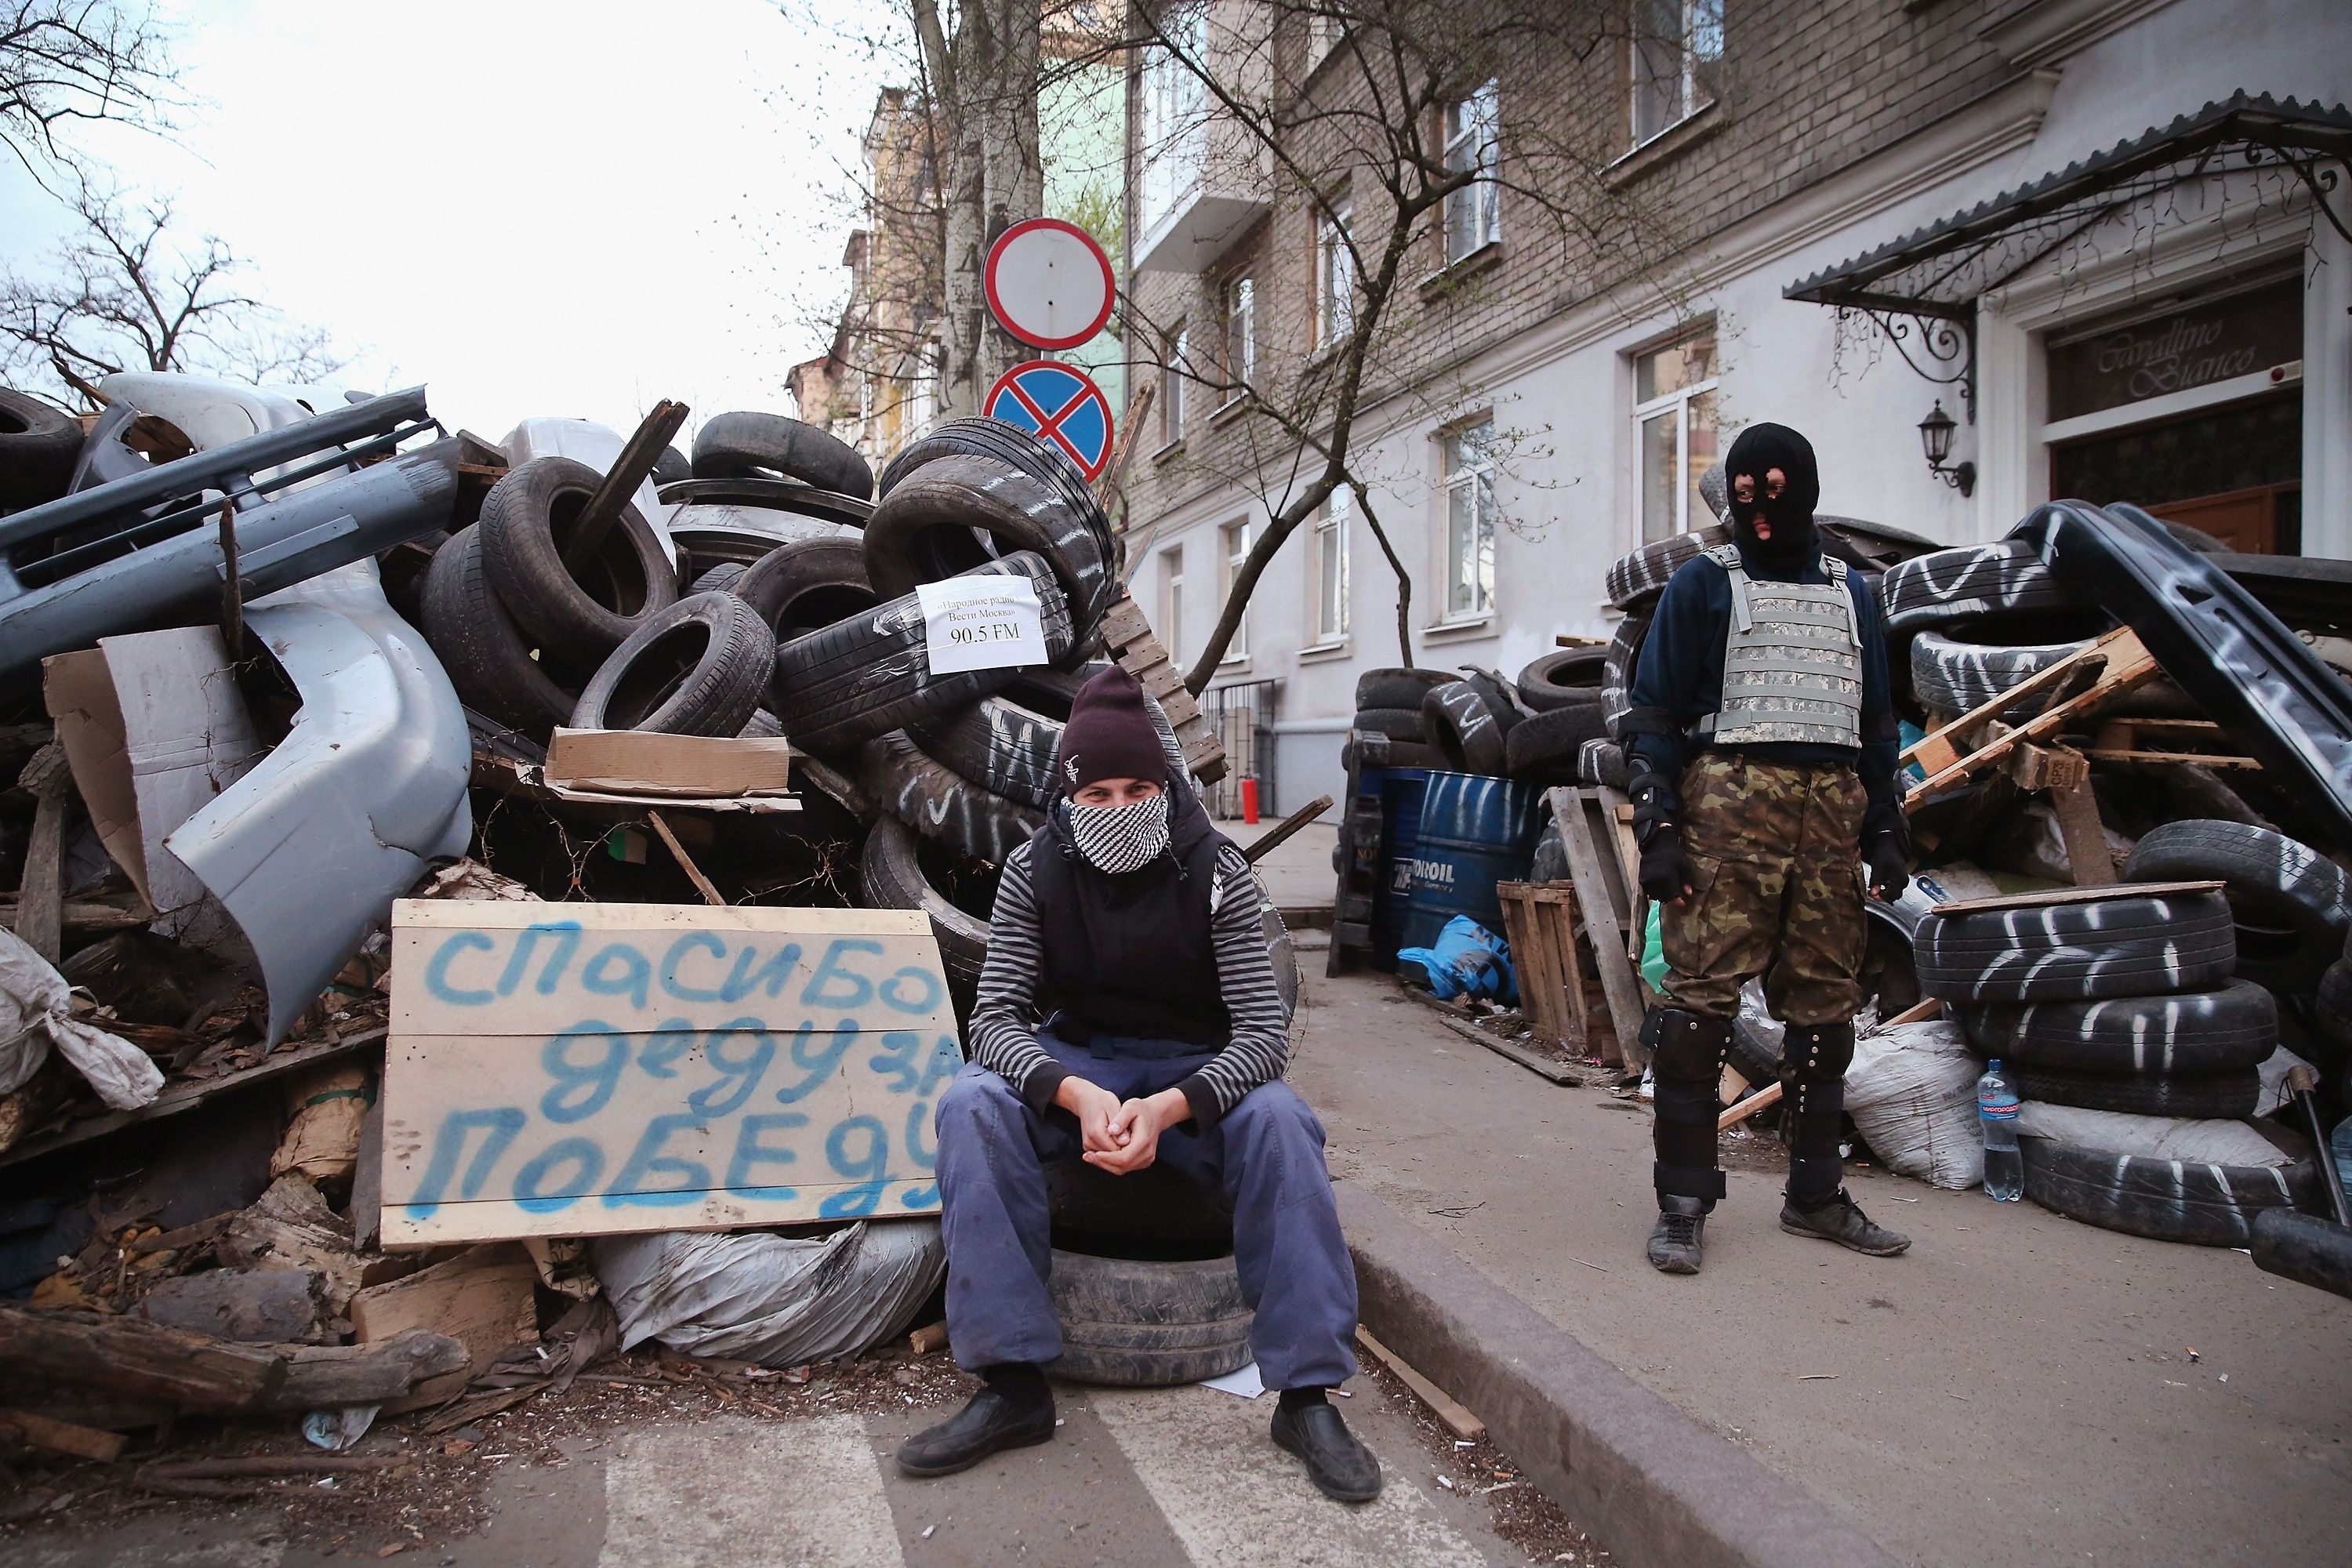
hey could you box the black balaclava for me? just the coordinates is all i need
[1722,422,1820,572]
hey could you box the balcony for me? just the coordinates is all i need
[1135,114,1271,274]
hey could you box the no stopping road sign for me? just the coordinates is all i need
[985,361,1114,480]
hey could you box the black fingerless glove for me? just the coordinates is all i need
[1866,829,1909,902]
[1639,826,1689,904]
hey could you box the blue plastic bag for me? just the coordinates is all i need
[1396,915,1516,1004]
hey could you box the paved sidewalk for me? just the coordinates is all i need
[1291,967,2352,1568]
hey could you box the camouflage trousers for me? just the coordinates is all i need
[1661,753,1867,1027]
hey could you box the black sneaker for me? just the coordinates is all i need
[1271,1401,1382,1503]
[1780,1189,1911,1257]
[1646,1199,1708,1275]
[894,1386,1058,1478]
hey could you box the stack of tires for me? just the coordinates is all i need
[1592,526,1728,789]
[1342,667,1447,771]
[1331,668,1448,971]
[1880,540,2105,723]
[1501,648,1608,786]
[1918,867,2328,1244]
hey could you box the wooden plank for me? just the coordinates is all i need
[350,1097,385,1251]
[1097,594,1152,648]
[1923,879,2223,917]
[564,399,687,572]
[1865,997,1945,1034]
[2049,773,2117,886]
[0,1408,130,1462]
[1358,1327,1486,1440]
[648,811,727,907]
[1497,881,1584,1052]
[382,902,961,1247]
[2082,749,2263,769]
[1904,628,2160,807]
[1242,794,1333,865]
[1549,788,1648,1069]
[1719,1080,1783,1131]
[13,742,71,964]
[351,1243,539,1413]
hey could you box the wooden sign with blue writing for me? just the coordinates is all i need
[380,903,963,1247]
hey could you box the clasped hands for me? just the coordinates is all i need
[1054,1076,1189,1174]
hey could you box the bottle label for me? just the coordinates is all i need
[1978,1095,2019,1121]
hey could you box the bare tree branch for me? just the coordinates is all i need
[0,1,179,185]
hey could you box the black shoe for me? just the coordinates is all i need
[894,1386,1057,1478]
[1780,1189,1911,1257]
[1646,1196,1708,1275]
[1271,1401,1382,1503]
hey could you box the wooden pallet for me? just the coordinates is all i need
[1098,594,1228,785]
[1546,787,1650,1068]
[1497,881,1588,1056]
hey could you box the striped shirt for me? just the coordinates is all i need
[967,837,1290,1131]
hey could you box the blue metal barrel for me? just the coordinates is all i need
[1370,770,1428,965]
[1398,772,1545,952]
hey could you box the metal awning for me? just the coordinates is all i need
[1784,93,2352,415]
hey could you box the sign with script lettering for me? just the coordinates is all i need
[380,903,962,1247]
[2047,277,2300,422]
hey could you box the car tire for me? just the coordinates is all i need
[0,389,85,509]
[1910,630,2099,719]
[1356,667,1451,711]
[419,524,583,737]
[1601,615,1650,737]
[862,454,1113,631]
[1047,1247,1252,1387]
[771,552,1073,757]
[859,729,1046,866]
[2008,1062,2261,1119]
[1728,1018,1781,1096]
[1515,648,1610,713]
[1951,978,2278,1074]
[1506,702,1607,778]
[908,694,1065,811]
[652,444,691,487]
[1915,889,2236,1003]
[691,561,749,595]
[1460,669,1525,735]
[2020,1135,2318,1247]
[1352,706,1425,742]
[734,537,879,643]
[1422,681,1508,775]
[570,591,775,737]
[1606,527,1728,612]
[477,456,678,670]
[876,416,1112,564]
[2121,821,2352,998]
[2315,959,2352,1053]
[1578,738,1629,791]
[859,812,994,1001]
[1882,542,2082,636]
[691,410,873,499]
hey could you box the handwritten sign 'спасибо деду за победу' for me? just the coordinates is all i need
[380,902,963,1247]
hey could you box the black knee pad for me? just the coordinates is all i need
[1644,1007,1732,1082]
[1783,1021,1855,1084]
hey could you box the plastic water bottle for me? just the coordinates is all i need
[1978,1059,2023,1202]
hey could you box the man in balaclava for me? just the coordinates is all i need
[898,667,1379,1503]
[1617,423,1911,1274]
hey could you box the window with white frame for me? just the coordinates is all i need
[1443,81,1500,263]
[1631,0,1723,147]
[1306,9,1343,70]
[905,336,942,434]
[1633,328,1719,545]
[1312,487,1350,644]
[1145,2,1206,151]
[1224,275,1255,400]
[1160,544,1185,666]
[1221,519,1252,659]
[1161,325,1188,445]
[1317,199,1356,347]
[1442,421,1496,620]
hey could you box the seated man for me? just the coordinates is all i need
[896,667,1379,1504]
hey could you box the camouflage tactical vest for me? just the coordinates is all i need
[1693,543,1864,749]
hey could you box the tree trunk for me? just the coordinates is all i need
[1355,485,1416,668]
[0,1306,466,1414]
[925,0,1042,420]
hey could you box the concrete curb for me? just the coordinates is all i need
[1341,1185,1897,1568]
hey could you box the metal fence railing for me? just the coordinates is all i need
[1200,679,1279,818]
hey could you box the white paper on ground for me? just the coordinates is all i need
[1200,1360,1265,1398]
[918,575,1046,673]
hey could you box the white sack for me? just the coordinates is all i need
[0,924,163,1109]
[1843,1019,1984,1190]
[592,1219,945,1366]
[2014,1102,2292,1167]
[2253,1044,2315,1118]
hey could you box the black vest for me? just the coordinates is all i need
[1028,784,1232,1047]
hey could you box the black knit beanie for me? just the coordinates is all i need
[1057,666,1164,794]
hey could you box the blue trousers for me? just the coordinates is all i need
[934,1028,1359,1391]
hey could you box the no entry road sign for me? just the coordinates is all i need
[985,219,1116,350]
[985,361,1114,480]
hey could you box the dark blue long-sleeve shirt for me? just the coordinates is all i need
[1624,541,1900,832]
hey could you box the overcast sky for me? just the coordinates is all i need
[0,0,902,441]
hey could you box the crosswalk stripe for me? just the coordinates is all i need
[601,1415,906,1568]
[1091,1385,1492,1568]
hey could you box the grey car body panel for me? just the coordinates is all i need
[165,562,472,1045]
[2010,501,2352,848]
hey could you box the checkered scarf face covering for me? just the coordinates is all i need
[1066,793,1171,874]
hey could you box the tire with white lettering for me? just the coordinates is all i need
[420,523,583,738]
[859,813,992,1002]
[858,729,1045,866]
[1606,527,1729,612]
[2020,1135,2320,1247]
[1515,648,1609,713]
[570,591,775,737]
[863,453,1113,631]
[1881,542,2082,636]
[0,388,83,509]
[769,552,1073,757]
[1356,667,1451,711]
[907,695,1065,811]
[734,537,879,644]
[2122,821,2352,999]
[1461,669,1526,736]
[1951,978,2278,1073]
[1909,630,2099,719]
[1047,1247,1252,1386]
[1913,889,2236,1003]
[1601,614,1650,738]
[1422,681,1508,775]
[2007,1062,2261,1119]
[477,456,679,670]
[1578,738,1628,791]
[691,410,873,499]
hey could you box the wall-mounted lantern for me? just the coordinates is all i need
[1918,401,1975,497]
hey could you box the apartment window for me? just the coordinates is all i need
[1443,82,1501,263]
[1317,199,1356,346]
[1160,544,1185,667]
[1306,10,1343,69]
[1633,328,1719,544]
[1145,2,1206,151]
[906,337,942,434]
[1312,488,1350,643]
[1221,520,1252,659]
[1161,325,1189,445]
[1443,421,1496,620]
[1632,0,1723,147]
[1224,276,1256,400]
